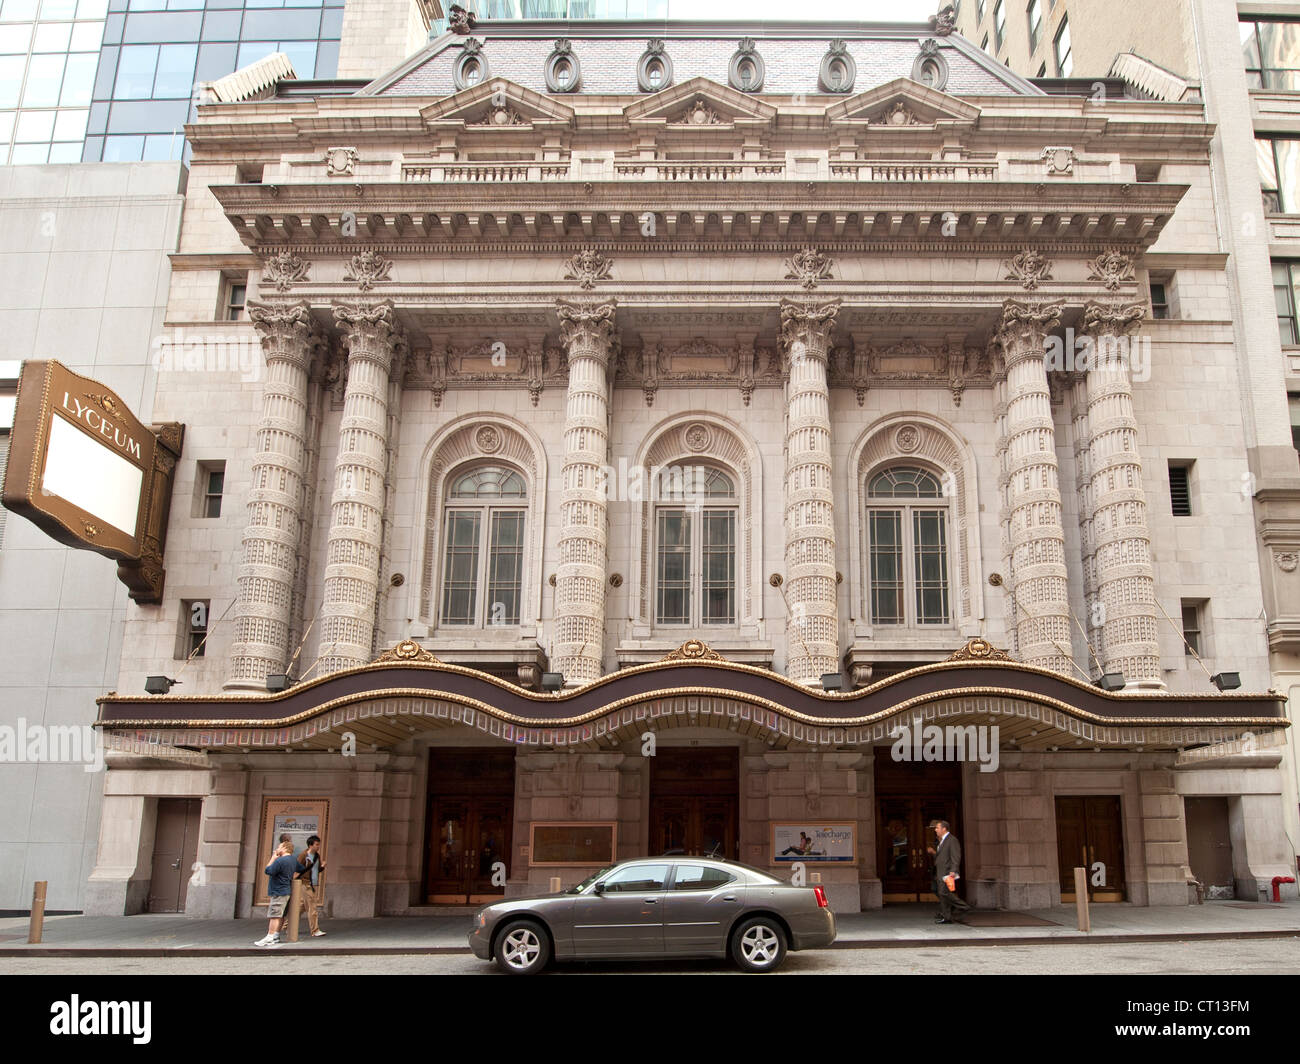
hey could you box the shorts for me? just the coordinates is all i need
[267,894,289,918]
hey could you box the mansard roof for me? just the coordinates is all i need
[359,19,1044,99]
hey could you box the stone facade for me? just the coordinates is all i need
[80,21,1294,916]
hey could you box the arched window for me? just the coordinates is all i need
[439,464,526,627]
[654,465,737,626]
[866,466,951,626]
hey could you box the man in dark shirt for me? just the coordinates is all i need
[296,835,326,938]
[255,841,298,947]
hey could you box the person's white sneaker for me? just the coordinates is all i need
[312,930,326,937]
[265,936,283,948]
[253,935,273,946]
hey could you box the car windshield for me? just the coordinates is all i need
[565,866,614,894]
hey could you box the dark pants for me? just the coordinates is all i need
[937,878,971,920]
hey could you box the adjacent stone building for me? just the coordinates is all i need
[84,19,1293,916]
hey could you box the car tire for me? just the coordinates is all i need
[493,919,551,975]
[729,916,787,973]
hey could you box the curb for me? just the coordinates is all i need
[4,928,1298,958]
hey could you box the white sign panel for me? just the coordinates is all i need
[41,415,143,536]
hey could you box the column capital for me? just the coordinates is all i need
[333,301,404,370]
[996,298,1063,365]
[556,298,617,357]
[1079,300,1145,338]
[778,297,840,356]
[247,300,326,366]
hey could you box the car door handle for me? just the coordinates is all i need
[643,897,658,903]
[722,895,736,901]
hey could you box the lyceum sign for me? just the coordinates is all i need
[2,361,183,603]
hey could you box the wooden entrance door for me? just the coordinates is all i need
[424,749,515,904]
[148,798,201,913]
[1055,795,1125,902]
[650,748,738,859]
[874,749,962,903]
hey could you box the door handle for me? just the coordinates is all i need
[170,860,181,869]
[643,897,658,903]
[722,895,736,902]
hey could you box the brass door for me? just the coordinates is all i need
[426,796,513,904]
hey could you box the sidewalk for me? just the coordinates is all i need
[3,900,1298,956]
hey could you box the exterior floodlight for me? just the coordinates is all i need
[1096,673,1125,691]
[145,676,179,695]
[540,672,565,692]
[820,672,844,691]
[1211,672,1241,691]
[266,674,292,692]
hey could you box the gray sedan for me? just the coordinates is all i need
[468,857,836,974]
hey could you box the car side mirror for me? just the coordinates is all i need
[593,881,606,894]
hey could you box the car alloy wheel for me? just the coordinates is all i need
[730,917,787,973]
[494,919,550,975]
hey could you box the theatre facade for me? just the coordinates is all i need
[87,19,1295,915]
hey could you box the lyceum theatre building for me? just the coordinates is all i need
[85,17,1294,916]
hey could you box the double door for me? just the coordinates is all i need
[426,796,511,904]
[649,748,739,859]
[1055,795,1125,902]
[878,795,961,902]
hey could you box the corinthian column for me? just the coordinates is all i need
[226,301,323,690]
[779,297,840,684]
[553,298,616,685]
[995,300,1073,673]
[1079,301,1162,686]
[316,302,403,674]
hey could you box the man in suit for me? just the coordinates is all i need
[933,820,972,924]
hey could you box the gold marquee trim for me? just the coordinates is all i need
[373,639,441,664]
[662,639,723,662]
[946,637,1012,663]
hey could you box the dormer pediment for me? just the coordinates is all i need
[419,78,575,133]
[825,77,981,130]
[623,76,778,132]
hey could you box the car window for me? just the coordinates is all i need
[671,864,736,890]
[600,864,670,892]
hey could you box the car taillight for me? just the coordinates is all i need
[813,885,828,908]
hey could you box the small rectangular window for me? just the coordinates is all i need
[1027,0,1042,51]
[1149,283,1168,319]
[994,0,1005,49]
[194,459,225,518]
[1274,261,1299,344]
[237,162,263,183]
[1168,462,1192,516]
[177,598,209,659]
[1290,393,1300,457]
[1180,600,1203,657]
[1054,15,1072,76]
[221,273,246,321]
[1149,272,1174,319]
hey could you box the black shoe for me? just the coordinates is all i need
[935,917,952,924]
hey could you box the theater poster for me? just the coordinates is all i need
[772,823,855,862]
[256,798,329,905]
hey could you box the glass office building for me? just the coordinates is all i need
[429,0,667,35]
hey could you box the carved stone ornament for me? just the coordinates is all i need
[784,247,835,290]
[672,99,724,125]
[637,39,674,92]
[895,424,921,453]
[447,3,476,33]
[470,104,527,127]
[1277,551,1299,573]
[474,424,504,454]
[545,39,581,93]
[452,37,490,91]
[946,637,1011,662]
[1088,249,1136,291]
[876,101,923,126]
[1004,248,1053,290]
[343,249,392,292]
[261,250,310,292]
[324,146,358,176]
[564,248,613,290]
[819,39,856,93]
[683,423,713,453]
[911,39,949,90]
[374,639,441,663]
[728,37,765,92]
[663,639,723,662]
[929,3,957,34]
[1041,146,1075,175]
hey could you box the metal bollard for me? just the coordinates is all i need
[285,879,303,942]
[1074,866,1090,932]
[28,881,47,944]
[549,876,562,893]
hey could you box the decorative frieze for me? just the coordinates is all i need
[261,250,309,293]
[1088,249,1136,291]
[1004,248,1053,290]
[343,250,392,291]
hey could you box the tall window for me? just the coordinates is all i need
[654,466,736,626]
[1274,261,1300,343]
[993,0,1005,50]
[1257,137,1300,212]
[1180,600,1205,657]
[1054,16,1072,75]
[977,0,985,22]
[1241,19,1300,90]
[440,465,526,627]
[867,466,951,627]
[1027,0,1042,51]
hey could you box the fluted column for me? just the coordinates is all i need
[1079,301,1162,686]
[779,297,840,684]
[1069,374,1099,655]
[995,300,1073,673]
[553,298,616,685]
[317,302,403,674]
[226,301,322,690]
